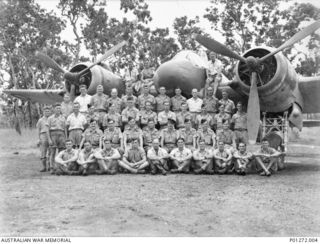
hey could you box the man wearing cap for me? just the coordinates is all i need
[186,89,203,126]
[46,103,66,171]
[74,85,92,114]
[213,104,231,133]
[203,86,218,120]
[213,141,233,174]
[143,119,160,152]
[160,119,179,153]
[155,87,171,113]
[79,119,103,150]
[102,104,122,130]
[171,87,187,113]
[193,140,214,174]
[121,86,137,110]
[36,106,51,172]
[170,138,193,173]
[118,138,149,174]
[61,93,73,118]
[231,102,248,147]
[140,101,157,130]
[121,96,140,129]
[137,85,156,111]
[101,119,123,153]
[54,139,79,175]
[94,139,121,174]
[123,117,143,151]
[178,118,197,151]
[77,141,97,176]
[197,119,216,149]
[66,102,87,149]
[175,102,192,129]
[90,85,109,126]
[147,139,169,175]
[158,101,176,130]
[107,88,122,114]
[218,90,235,115]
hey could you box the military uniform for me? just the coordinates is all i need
[192,148,213,172]
[216,129,235,152]
[66,113,87,148]
[178,127,197,151]
[82,128,103,149]
[140,110,157,129]
[157,111,176,129]
[231,112,248,145]
[137,93,156,111]
[161,128,179,153]
[36,116,49,160]
[219,99,235,115]
[195,113,213,129]
[213,148,233,174]
[175,111,192,129]
[121,107,140,128]
[197,128,216,149]
[107,97,122,114]
[123,126,143,148]
[102,112,122,129]
[171,95,187,113]
[121,95,137,110]
[142,127,160,151]
[102,127,123,150]
[203,96,218,119]
[213,112,231,133]
[47,114,66,149]
[90,93,109,125]
[155,95,171,113]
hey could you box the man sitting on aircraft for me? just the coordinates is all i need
[155,86,171,113]
[170,138,193,173]
[233,142,254,176]
[213,141,233,174]
[94,139,121,175]
[147,139,169,175]
[54,139,79,175]
[171,87,187,113]
[254,139,283,177]
[192,140,214,174]
[74,84,92,114]
[206,51,223,85]
[90,85,109,127]
[231,102,248,148]
[118,138,149,174]
[218,90,235,115]
[77,141,97,176]
[158,101,176,130]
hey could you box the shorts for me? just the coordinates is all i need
[234,130,248,145]
[50,130,66,149]
[39,133,49,159]
[69,129,83,147]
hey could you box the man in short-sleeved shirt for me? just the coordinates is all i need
[107,88,122,114]
[175,103,192,129]
[171,87,187,113]
[203,86,218,119]
[233,142,254,175]
[140,101,157,130]
[213,104,231,133]
[170,138,193,173]
[143,119,160,152]
[121,86,137,110]
[231,102,248,147]
[74,85,92,114]
[147,139,169,175]
[213,141,233,174]
[61,93,73,118]
[193,140,214,174]
[137,85,156,111]
[121,97,140,129]
[155,87,171,113]
[158,101,176,130]
[218,90,235,115]
[178,119,197,151]
[54,140,79,175]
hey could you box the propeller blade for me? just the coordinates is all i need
[69,84,76,101]
[247,72,260,144]
[260,21,320,62]
[79,41,127,76]
[194,34,247,62]
[35,52,66,74]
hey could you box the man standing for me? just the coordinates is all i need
[158,101,176,130]
[231,102,248,147]
[54,140,79,175]
[254,139,283,176]
[36,106,51,172]
[171,87,187,113]
[233,142,254,175]
[118,139,149,174]
[137,84,156,111]
[66,102,87,149]
[193,140,214,174]
[94,139,121,175]
[213,141,233,174]
[61,93,73,118]
[187,89,203,126]
[46,103,66,172]
[74,84,92,114]
[170,138,193,173]
[218,90,235,115]
[107,88,122,114]
[203,86,218,120]
[90,85,109,127]
[155,87,171,113]
[77,141,97,176]
[147,139,169,175]
[140,101,157,130]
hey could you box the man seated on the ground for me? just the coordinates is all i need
[54,140,79,175]
[233,142,254,176]
[101,119,123,154]
[79,119,103,150]
[192,140,214,174]
[94,139,121,175]
[118,138,149,174]
[147,139,169,175]
[158,101,176,130]
[253,139,283,177]
[216,121,236,152]
[213,141,233,174]
[170,138,193,173]
[77,141,97,176]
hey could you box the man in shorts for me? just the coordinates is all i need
[233,142,254,175]
[170,138,193,173]
[54,140,79,175]
[147,139,169,175]
[77,141,98,176]
[213,141,233,174]
[192,140,214,174]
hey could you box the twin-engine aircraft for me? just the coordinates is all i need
[4,21,320,144]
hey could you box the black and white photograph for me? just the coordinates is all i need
[0,0,319,241]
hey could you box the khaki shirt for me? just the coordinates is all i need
[217,129,234,145]
[121,107,140,124]
[123,126,143,143]
[176,111,192,128]
[213,149,230,159]
[140,110,157,127]
[36,116,49,134]
[161,128,179,144]
[102,128,122,145]
[213,113,231,131]
[203,96,218,113]
[90,94,109,112]
[107,97,122,113]
[171,95,187,112]
[195,113,213,128]
[231,112,247,130]
[121,95,137,109]
[193,148,213,161]
[137,94,156,110]
[219,99,235,114]
[47,114,66,131]
[82,128,103,146]
[178,128,197,145]
[103,112,122,128]
[155,95,171,113]
[158,111,176,125]
[147,147,168,160]
[170,147,192,161]
[143,128,160,146]
[197,128,216,145]
[124,147,146,162]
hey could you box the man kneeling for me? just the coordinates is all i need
[54,139,79,175]
[94,139,121,174]
[170,138,193,173]
[233,142,254,175]
[77,141,98,176]
[193,140,214,174]
[147,139,169,175]
[118,138,149,174]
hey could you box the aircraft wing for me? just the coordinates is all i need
[3,89,65,104]
[298,76,320,113]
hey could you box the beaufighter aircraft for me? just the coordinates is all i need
[153,21,320,144]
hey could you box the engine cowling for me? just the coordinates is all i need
[65,63,125,96]
[235,47,299,112]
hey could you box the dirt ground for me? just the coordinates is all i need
[0,128,319,237]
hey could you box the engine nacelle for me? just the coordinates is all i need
[235,47,298,112]
[66,63,125,96]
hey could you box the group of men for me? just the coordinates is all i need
[37,80,283,177]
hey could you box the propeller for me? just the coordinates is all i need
[194,20,320,144]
